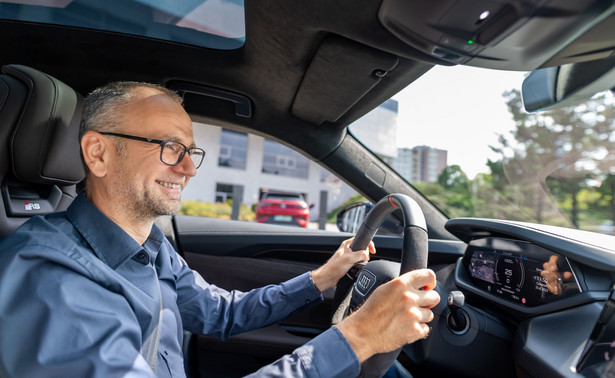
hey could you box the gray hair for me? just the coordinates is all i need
[79,82,183,170]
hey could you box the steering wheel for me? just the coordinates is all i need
[331,193,428,377]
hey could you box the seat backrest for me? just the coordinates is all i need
[0,64,85,239]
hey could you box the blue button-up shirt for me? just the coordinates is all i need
[0,193,359,377]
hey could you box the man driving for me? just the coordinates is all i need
[0,82,439,377]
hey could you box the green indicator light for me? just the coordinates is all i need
[467,40,474,45]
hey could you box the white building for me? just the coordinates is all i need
[392,146,447,183]
[183,100,399,220]
[183,123,353,220]
[348,99,398,162]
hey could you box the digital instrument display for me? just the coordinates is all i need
[465,238,580,307]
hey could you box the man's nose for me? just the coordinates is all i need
[174,154,198,177]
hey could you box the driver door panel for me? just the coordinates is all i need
[172,215,464,377]
[183,253,330,376]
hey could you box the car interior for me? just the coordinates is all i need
[0,64,84,239]
[0,0,614,377]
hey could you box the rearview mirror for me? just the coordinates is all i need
[522,56,615,112]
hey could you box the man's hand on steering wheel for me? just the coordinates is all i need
[311,237,376,292]
[327,194,440,376]
[336,269,440,363]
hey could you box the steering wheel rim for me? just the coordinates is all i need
[351,193,427,270]
[331,193,429,377]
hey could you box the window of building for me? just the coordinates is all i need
[276,155,296,169]
[262,139,309,179]
[215,183,235,203]
[218,130,248,170]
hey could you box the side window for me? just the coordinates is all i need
[262,139,309,179]
[218,129,248,169]
[181,123,362,230]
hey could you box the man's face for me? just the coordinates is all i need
[106,89,198,220]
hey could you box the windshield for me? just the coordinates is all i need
[350,65,615,234]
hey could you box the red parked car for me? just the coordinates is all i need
[255,192,311,227]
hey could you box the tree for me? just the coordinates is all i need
[438,165,469,190]
[598,174,615,223]
[437,165,474,216]
[492,89,615,228]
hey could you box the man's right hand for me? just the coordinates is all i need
[336,268,440,363]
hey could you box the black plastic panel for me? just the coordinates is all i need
[514,302,603,377]
[378,0,615,70]
[1,178,62,216]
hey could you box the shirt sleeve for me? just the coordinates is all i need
[171,252,323,339]
[0,246,155,378]
[245,327,361,378]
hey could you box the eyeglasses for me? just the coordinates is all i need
[99,132,205,168]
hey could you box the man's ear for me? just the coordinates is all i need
[81,131,110,177]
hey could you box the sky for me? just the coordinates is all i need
[393,65,528,179]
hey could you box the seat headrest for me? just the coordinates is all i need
[2,64,85,186]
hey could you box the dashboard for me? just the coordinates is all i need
[444,218,615,318]
[438,218,615,377]
[463,237,580,307]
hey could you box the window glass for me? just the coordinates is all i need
[349,98,398,164]
[181,123,362,230]
[218,129,247,170]
[262,139,309,179]
[350,65,615,234]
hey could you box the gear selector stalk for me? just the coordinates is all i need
[447,291,469,334]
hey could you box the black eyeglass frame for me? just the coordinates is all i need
[98,131,205,168]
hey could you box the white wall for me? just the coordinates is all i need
[182,122,358,220]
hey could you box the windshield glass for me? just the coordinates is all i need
[350,65,615,234]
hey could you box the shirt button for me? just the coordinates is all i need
[136,252,150,264]
[131,251,150,265]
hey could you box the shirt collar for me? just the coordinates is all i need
[66,192,166,270]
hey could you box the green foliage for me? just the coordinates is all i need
[179,201,255,221]
[438,165,469,190]
[497,90,614,227]
[413,91,615,232]
[436,165,473,215]
[413,181,451,216]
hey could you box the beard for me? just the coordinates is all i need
[111,161,182,222]
[141,185,182,217]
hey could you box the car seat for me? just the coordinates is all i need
[0,64,85,239]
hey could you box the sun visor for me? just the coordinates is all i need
[291,36,398,125]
